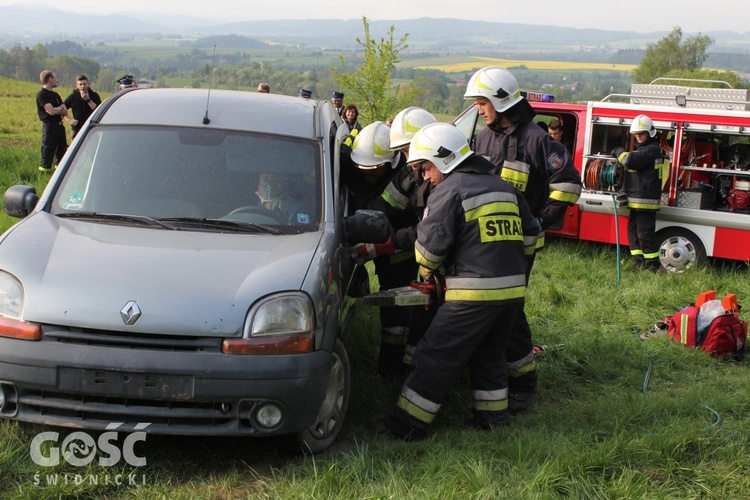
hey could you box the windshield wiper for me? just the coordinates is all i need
[157,217,282,235]
[57,212,180,230]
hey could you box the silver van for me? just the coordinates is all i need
[0,89,384,453]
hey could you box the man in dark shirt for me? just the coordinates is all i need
[36,70,68,173]
[64,74,101,139]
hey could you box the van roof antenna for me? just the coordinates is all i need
[203,45,216,125]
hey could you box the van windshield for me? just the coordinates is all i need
[52,126,322,234]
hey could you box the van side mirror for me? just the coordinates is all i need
[343,209,390,245]
[3,185,39,219]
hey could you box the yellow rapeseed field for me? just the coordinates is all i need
[417,56,636,72]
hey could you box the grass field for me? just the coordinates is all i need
[1,76,750,498]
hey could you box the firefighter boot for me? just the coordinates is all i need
[465,408,510,430]
[508,390,536,415]
[508,369,537,415]
[370,408,427,442]
[644,258,667,274]
[632,255,645,272]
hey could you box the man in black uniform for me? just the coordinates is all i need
[464,66,582,414]
[36,70,69,173]
[375,123,539,440]
[64,74,101,140]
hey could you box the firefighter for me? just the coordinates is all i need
[611,114,664,272]
[345,121,420,378]
[373,123,539,440]
[464,66,582,414]
[368,107,439,368]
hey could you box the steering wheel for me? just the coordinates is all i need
[224,205,290,225]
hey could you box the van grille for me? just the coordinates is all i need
[42,326,224,352]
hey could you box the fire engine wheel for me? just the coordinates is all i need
[289,338,350,454]
[657,228,707,273]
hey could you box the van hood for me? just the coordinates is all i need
[0,214,322,337]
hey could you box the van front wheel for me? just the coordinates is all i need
[289,339,350,454]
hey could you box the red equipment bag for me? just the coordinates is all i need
[700,313,747,358]
[665,305,699,347]
[664,291,747,359]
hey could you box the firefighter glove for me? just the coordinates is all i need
[418,265,434,280]
[351,238,395,264]
[610,147,625,159]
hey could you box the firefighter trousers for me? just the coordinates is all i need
[387,301,521,436]
[505,253,537,393]
[374,255,418,376]
[627,209,658,262]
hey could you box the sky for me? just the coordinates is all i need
[2,0,750,34]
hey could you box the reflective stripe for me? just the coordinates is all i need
[507,350,535,371]
[534,232,546,251]
[397,386,440,424]
[550,181,582,204]
[500,165,530,192]
[474,399,508,412]
[446,274,526,290]
[381,326,409,345]
[473,388,508,401]
[445,286,525,302]
[473,388,508,412]
[679,313,689,345]
[630,249,644,256]
[524,234,538,254]
[643,252,659,260]
[628,197,661,210]
[382,184,409,210]
[463,192,519,221]
[415,242,443,270]
[465,202,520,222]
[628,201,661,210]
[550,181,583,198]
[508,355,536,378]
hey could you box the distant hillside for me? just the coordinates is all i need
[1,5,749,55]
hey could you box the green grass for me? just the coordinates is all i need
[1,76,750,498]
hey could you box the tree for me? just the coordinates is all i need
[632,27,713,83]
[331,17,417,124]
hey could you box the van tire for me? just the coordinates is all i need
[287,338,351,454]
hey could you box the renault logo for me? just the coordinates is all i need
[120,300,142,326]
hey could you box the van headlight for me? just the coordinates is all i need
[0,272,23,320]
[221,293,315,355]
[0,271,41,341]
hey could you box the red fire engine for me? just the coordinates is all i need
[455,80,750,272]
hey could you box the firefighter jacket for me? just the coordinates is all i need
[474,119,582,250]
[368,164,427,250]
[414,155,539,304]
[619,135,663,211]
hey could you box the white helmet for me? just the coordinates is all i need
[463,66,523,113]
[351,121,400,169]
[390,107,438,150]
[407,122,473,174]
[630,114,656,138]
